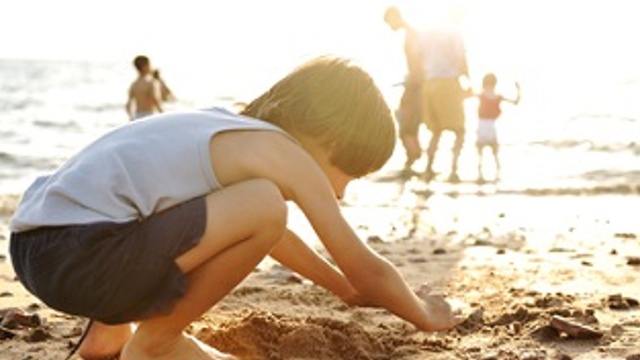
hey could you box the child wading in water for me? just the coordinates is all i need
[472,73,521,183]
[9,56,463,360]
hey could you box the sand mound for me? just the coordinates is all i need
[197,310,428,360]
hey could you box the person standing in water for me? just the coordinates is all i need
[384,6,424,176]
[471,73,521,183]
[126,55,168,121]
[414,8,470,183]
[153,68,176,104]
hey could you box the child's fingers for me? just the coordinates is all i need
[447,298,468,310]
[415,284,433,299]
[452,314,467,327]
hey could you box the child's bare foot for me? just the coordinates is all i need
[190,335,237,359]
[78,321,133,359]
[121,332,236,360]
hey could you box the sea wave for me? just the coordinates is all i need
[32,119,80,130]
[529,139,640,154]
[74,103,126,113]
[0,151,61,174]
[0,98,43,111]
[1,58,639,201]
[408,183,640,200]
[497,184,640,196]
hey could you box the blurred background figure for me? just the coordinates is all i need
[413,6,470,183]
[384,6,424,177]
[126,55,172,121]
[469,73,521,183]
[153,68,176,103]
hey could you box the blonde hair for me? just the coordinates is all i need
[242,56,396,177]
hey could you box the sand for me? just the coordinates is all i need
[1,175,640,360]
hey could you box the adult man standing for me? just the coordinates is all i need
[416,10,470,183]
[384,6,424,176]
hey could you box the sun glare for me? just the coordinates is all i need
[2,0,637,97]
[390,0,640,93]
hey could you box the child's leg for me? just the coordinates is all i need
[476,144,484,181]
[78,321,134,359]
[491,144,501,179]
[121,179,287,360]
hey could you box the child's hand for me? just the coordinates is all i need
[512,82,522,105]
[339,288,378,308]
[416,284,466,331]
[464,87,474,98]
[341,292,374,307]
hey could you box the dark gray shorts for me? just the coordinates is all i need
[10,196,206,325]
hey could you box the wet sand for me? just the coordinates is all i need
[1,174,640,359]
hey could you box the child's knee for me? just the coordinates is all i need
[246,179,287,234]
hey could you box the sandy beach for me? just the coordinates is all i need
[2,0,640,358]
[1,170,639,360]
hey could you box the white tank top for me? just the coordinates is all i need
[10,107,293,232]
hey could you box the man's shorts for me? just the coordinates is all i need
[422,78,466,133]
[10,196,206,325]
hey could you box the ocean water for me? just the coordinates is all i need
[3,0,640,197]
[1,56,638,198]
[2,2,640,261]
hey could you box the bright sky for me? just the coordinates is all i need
[0,1,388,61]
[2,0,638,91]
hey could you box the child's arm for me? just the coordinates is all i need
[210,131,462,331]
[464,87,477,99]
[269,229,368,306]
[300,201,460,331]
[256,135,461,331]
[503,82,521,105]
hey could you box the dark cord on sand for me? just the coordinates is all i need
[64,318,94,360]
